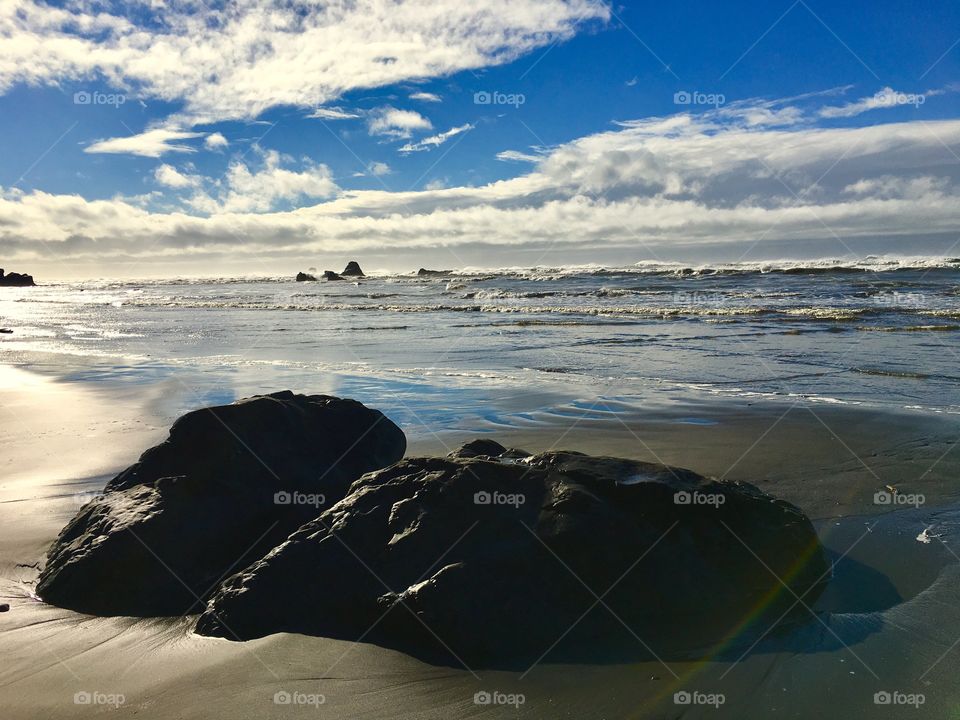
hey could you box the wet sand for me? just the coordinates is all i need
[3,366,960,718]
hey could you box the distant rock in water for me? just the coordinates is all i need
[341,261,364,277]
[0,328,12,334]
[295,271,317,281]
[37,392,406,616]
[197,440,829,666]
[322,271,344,281]
[416,268,451,277]
[0,269,35,286]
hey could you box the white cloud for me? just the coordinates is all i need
[409,91,441,102]
[3,97,960,271]
[0,0,609,124]
[154,164,201,189]
[204,132,228,150]
[85,128,202,157]
[186,147,339,214]
[497,149,540,163]
[368,161,391,176]
[368,107,432,138]
[399,123,473,152]
[307,107,361,120]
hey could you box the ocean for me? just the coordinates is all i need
[2,257,959,433]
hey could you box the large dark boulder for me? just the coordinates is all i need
[341,261,364,277]
[197,441,829,666]
[0,268,35,286]
[295,271,316,281]
[322,271,344,281]
[37,392,406,616]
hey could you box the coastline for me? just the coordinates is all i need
[2,359,960,718]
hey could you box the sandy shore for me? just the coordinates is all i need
[3,365,960,718]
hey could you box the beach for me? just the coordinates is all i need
[3,263,960,717]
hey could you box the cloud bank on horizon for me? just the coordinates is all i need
[0,0,958,274]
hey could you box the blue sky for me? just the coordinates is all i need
[0,0,958,276]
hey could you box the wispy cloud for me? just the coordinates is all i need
[85,129,203,157]
[409,91,442,102]
[399,123,473,153]
[307,107,361,120]
[819,87,937,118]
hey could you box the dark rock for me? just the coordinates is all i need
[0,603,9,612]
[197,444,829,666]
[341,261,364,277]
[0,328,12,334]
[0,269,35,287]
[37,392,406,616]
[295,272,317,282]
[322,271,344,281]
[416,268,451,277]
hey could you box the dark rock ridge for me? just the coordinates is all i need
[322,271,344,281]
[197,440,829,665]
[295,271,317,281]
[341,261,364,277]
[0,269,35,286]
[37,392,406,616]
[416,268,451,277]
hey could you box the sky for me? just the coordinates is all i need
[0,0,958,278]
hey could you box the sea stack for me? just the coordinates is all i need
[341,261,364,277]
[0,269,35,287]
[322,271,344,281]
[295,271,317,281]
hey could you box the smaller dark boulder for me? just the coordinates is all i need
[416,268,451,277]
[0,269,35,287]
[341,261,364,277]
[0,603,9,612]
[323,271,344,281]
[295,272,317,282]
